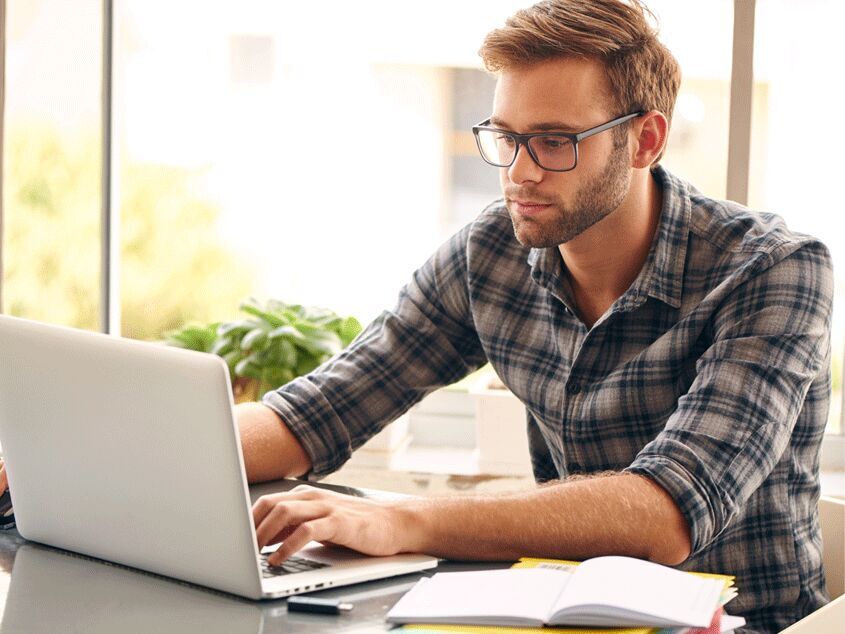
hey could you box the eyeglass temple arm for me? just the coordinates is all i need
[574,111,646,143]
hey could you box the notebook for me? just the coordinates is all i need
[386,555,727,629]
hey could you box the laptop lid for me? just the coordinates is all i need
[0,315,273,598]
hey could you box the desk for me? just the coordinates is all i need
[0,480,509,633]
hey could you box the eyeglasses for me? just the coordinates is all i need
[472,111,644,172]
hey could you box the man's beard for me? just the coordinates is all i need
[505,142,632,248]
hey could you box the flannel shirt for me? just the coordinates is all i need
[263,166,833,633]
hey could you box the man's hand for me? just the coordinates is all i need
[0,460,7,492]
[252,485,409,566]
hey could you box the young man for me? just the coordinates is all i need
[0,1,824,631]
[240,2,832,632]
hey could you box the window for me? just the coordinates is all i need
[749,0,844,433]
[1,1,842,456]
[110,1,528,335]
[2,0,102,329]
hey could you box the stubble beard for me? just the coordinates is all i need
[505,142,632,249]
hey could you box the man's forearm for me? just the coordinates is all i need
[236,402,312,482]
[396,472,691,566]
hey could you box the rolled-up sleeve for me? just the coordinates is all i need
[262,223,487,477]
[626,240,833,555]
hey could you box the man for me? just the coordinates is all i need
[236,2,833,629]
[0,1,831,631]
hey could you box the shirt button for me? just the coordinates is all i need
[566,382,581,395]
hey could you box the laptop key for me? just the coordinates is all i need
[260,554,330,578]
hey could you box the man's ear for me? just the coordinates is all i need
[630,111,669,169]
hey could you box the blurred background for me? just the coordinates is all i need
[2,0,842,436]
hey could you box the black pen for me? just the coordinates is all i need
[287,596,354,615]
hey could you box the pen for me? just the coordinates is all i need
[287,596,354,615]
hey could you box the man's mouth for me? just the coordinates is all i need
[511,199,552,216]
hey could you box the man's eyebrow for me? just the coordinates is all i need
[488,116,580,132]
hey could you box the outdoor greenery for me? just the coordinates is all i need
[166,298,363,402]
[2,123,254,340]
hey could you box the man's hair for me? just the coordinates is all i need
[479,0,681,160]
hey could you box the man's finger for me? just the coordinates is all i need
[255,500,328,549]
[252,493,281,528]
[252,487,330,527]
[0,462,7,493]
[267,517,336,565]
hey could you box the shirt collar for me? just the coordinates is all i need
[527,165,691,312]
[629,165,691,310]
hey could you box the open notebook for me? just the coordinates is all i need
[386,556,731,629]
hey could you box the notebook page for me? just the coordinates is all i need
[549,556,723,628]
[386,568,571,626]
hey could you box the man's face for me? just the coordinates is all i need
[492,57,633,248]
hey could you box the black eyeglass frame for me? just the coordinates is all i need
[472,110,645,172]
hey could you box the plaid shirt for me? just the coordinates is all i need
[263,166,832,633]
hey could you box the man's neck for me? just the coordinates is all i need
[558,169,663,328]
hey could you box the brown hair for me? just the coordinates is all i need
[479,0,681,159]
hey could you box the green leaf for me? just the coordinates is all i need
[265,367,295,389]
[222,350,243,373]
[336,316,363,345]
[262,338,297,368]
[299,329,343,356]
[210,338,235,356]
[217,319,256,337]
[240,327,268,351]
[267,324,306,341]
[294,351,325,376]
[163,322,219,352]
[240,303,285,328]
[235,354,263,379]
[276,339,297,367]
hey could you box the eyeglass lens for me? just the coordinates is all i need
[476,130,576,171]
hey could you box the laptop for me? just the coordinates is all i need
[0,315,437,599]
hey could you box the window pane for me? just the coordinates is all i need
[113,1,526,340]
[647,0,734,197]
[112,1,739,344]
[749,0,844,433]
[2,0,102,329]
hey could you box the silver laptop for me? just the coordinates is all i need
[0,315,437,599]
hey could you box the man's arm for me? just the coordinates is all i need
[256,221,487,478]
[236,402,311,482]
[252,472,691,567]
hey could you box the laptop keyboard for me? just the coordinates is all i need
[260,553,330,578]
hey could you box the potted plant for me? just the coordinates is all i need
[165,298,362,402]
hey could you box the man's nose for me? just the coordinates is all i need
[506,143,544,184]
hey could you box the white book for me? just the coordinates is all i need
[386,556,725,629]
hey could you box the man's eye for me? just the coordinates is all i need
[496,135,516,147]
[540,137,568,150]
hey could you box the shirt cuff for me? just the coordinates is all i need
[625,446,721,557]
[261,376,353,478]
